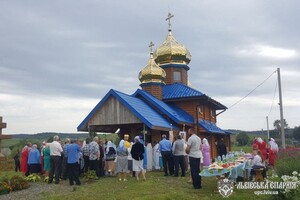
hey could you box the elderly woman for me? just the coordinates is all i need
[172,135,185,177]
[20,144,30,176]
[28,144,41,174]
[131,136,146,181]
[105,141,116,176]
[249,149,265,180]
[202,138,211,167]
[257,137,267,160]
[43,143,51,177]
[268,138,279,171]
[116,140,129,181]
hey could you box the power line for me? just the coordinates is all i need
[268,78,278,117]
[228,70,277,109]
[262,78,278,130]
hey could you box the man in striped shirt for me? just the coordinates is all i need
[89,136,100,178]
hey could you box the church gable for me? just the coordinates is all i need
[88,96,142,125]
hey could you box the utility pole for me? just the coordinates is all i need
[277,68,286,149]
[266,116,270,140]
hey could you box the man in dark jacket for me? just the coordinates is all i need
[217,139,227,159]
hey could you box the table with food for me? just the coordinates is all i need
[200,152,253,181]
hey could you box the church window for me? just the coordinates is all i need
[211,109,215,118]
[173,71,181,81]
[198,106,203,114]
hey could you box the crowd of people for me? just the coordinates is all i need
[249,137,279,180]
[158,128,208,189]
[16,134,155,185]
[14,131,279,188]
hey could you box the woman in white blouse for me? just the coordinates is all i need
[249,149,266,180]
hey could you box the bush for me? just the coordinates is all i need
[0,181,11,195]
[275,147,300,177]
[23,174,41,182]
[268,171,300,200]
[83,170,97,180]
[0,175,29,195]
[10,175,29,191]
[236,133,250,146]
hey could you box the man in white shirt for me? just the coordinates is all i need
[48,135,63,184]
[186,128,202,189]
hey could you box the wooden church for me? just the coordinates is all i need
[78,13,231,159]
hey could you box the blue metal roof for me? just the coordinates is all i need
[163,83,227,110]
[198,119,229,134]
[77,89,176,131]
[133,89,194,125]
[163,82,204,99]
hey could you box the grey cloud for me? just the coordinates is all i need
[1,0,300,133]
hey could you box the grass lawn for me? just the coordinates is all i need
[1,138,21,148]
[35,171,271,200]
[231,145,253,153]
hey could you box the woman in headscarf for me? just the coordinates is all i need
[139,136,147,170]
[202,138,211,167]
[40,141,46,174]
[116,139,128,181]
[28,144,41,174]
[257,137,267,160]
[249,149,266,180]
[152,141,160,170]
[105,140,116,176]
[268,138,279,169]
[20,143,31,176]
[131,136,146,181]
[252,138,259,150]
[43,143,51,177]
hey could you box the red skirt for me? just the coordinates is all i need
[269,150,277,166]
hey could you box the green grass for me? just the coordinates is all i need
[231,145,253,153]
[37,171,271,200]
[1,138,22,148]
[0,171,22,177]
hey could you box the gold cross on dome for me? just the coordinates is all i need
[166,12,174,31]
[149,41,154,53]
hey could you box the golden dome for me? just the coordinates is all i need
[139,42,166,84]
[154,13,191,65]
[154,31,191,65]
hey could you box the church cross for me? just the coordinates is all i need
[166,12,174,31]
[149,41,154,53]
[0,117,11,155]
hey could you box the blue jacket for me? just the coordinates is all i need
[28,149,40,164]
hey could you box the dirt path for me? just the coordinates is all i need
[0,180,79,200]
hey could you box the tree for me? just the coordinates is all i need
[236,133,250,146]
[89,131,97,139]
[273,119,289,134]
[293,126,300,141]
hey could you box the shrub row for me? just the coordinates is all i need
[0,175,29,195]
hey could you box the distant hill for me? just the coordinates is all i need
[10,128,295,141]
[226,128,294,136]
[12,132,89,140]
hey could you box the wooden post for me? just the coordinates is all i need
[277,68,286,149]
[0,116,12,156]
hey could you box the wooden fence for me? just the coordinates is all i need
[0,157,14,171]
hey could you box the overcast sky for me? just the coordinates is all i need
[1,0,299,134]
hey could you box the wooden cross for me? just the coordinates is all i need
[166,12,174,31]
[149,41,154,53]
[0,116,11,155]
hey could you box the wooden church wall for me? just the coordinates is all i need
[88,96,142,126]
[173,101,197,120]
